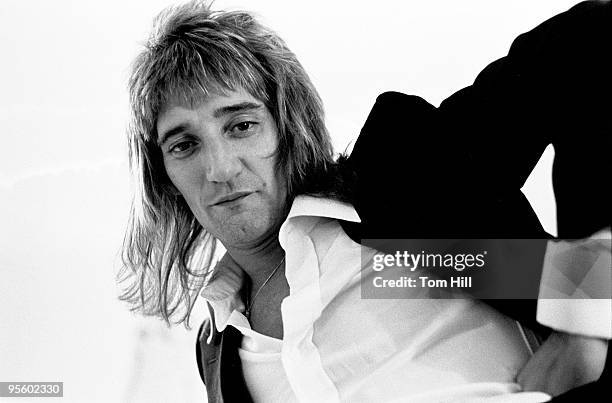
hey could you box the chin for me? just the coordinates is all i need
[217,215,277,248]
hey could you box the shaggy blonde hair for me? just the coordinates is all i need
[120,1,340,325]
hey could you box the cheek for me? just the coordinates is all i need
[163,159,200,201]
[273,162,287,197]
[163,159,182,190]
[261,134,282,186]
[259,153,282,190]
[266,159,288,214]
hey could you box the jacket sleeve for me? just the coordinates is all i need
[438,0,612,342]
[347,1,611,326]
[438,0,612,239]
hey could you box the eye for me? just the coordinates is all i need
[168,139,198,157]
[230,121,258,137]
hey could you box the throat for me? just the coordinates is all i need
[245,261,289,339]
[225,235,288,338]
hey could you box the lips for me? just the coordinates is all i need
[212,191,253,206]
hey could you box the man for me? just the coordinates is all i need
[120,1,610,401]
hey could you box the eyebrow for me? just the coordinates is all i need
[212,101,262,118]
[157,102,263,146]
[157,125,189,147]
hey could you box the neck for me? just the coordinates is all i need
[225,232,285,289]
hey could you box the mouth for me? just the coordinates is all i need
[212,191,253,206]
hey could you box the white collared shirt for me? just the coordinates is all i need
[200,196,552,402]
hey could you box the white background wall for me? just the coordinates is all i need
[0,0,572,401]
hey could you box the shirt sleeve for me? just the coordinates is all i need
[537,228,612,339]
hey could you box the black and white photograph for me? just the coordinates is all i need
[1,0,610,402]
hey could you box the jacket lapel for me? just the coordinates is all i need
[197,319,253,403]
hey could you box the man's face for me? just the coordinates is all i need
[156,88,287,250]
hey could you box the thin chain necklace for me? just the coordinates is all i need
[245,256,285,320]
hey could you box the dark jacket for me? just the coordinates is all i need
[197,1,612,401]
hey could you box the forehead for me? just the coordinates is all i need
[156,88,267,140]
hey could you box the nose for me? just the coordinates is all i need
[202,140,241,183]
